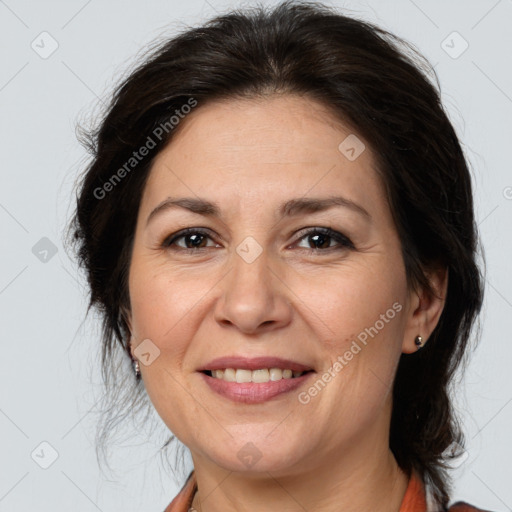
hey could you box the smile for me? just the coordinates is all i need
[199,369,315,404]
[204,368,307,382]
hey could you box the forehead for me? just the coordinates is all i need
[142,94,385,217]
[156,94,368,166]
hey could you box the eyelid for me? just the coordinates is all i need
[291,226,355,250]
[160,226,355,254]
[161,227,219,247]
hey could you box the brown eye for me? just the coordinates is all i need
[162,228,218,250]
[294,227,354,252]
[179,233,208,248]
[307,233,333,249]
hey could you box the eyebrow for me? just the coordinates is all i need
[146,195,371,226]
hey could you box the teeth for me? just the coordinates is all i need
[236,369,252,383]
[209,368,306,383]
[222,369,235,381]
[270,368,282,381]
[252,369,269,383]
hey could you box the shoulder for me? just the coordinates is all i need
[448,501,497,512]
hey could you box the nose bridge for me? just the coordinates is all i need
[213,236,291,333]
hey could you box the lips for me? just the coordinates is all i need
[197,356,316,404]
[197,356,314,373]
[199,370,314,403]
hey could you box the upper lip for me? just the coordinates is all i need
[198,356,314,372]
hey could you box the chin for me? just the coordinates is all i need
[201,432,309,476]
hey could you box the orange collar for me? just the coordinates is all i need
[399,471,427,512]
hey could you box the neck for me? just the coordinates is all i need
[189,413,409,512]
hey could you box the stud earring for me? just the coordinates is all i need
[414,335,424,350]
[133,359,141,377]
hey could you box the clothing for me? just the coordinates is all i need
[164,470,493,512]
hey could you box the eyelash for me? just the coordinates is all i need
[161,227,355,254]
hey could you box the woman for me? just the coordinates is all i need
[70,1,492,510]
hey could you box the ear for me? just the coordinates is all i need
[402,266,448,354]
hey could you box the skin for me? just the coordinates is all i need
[127,93,447,512]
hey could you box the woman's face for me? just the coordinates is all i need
[128,94,427,476]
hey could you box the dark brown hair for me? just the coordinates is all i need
[69,1,484,507]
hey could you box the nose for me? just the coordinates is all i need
[213,245,293,334]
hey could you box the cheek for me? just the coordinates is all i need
[129,260,203,341]
[297,260,407,341]
[297,263,408,398]
[128,263,209,435]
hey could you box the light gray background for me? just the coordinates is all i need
[1,0,511,510]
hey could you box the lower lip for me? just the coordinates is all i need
[199,371,314,404]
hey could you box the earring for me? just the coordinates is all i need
[129,336,140,377]
[414,335,424,350]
